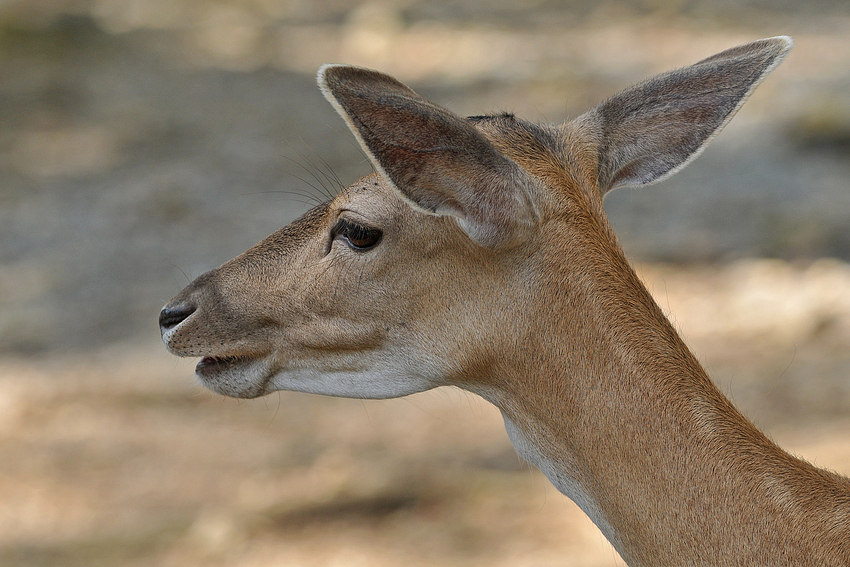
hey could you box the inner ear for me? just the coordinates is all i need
[319,64,540,249]
[576,36,793,194]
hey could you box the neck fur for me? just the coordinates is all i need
[471,244,850,567]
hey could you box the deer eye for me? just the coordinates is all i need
[332,218,382,251]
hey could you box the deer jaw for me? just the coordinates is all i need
[160,35,794,407]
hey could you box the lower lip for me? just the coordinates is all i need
[193,354,271,399]
[196,355,241,376]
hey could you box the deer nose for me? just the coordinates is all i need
[159,303,196,331]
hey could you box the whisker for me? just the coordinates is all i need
[282,176,334,204]
[169,263,192,287]
[281,154,336,201]
[295,149,341,200]
[242,188,324,207]
[312,150,346,192]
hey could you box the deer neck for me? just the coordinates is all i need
[468,227,848,566]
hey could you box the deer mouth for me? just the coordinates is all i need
[194,353,273,398]
[196,355,249,376]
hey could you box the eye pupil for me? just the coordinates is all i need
[333,219,382,251]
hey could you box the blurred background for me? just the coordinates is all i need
[1,1,849,565]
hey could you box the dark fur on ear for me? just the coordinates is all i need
[319,64,540,249]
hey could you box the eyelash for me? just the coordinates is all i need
[331,218,383,251]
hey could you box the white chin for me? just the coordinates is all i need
[265,365,437,400]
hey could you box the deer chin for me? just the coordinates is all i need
[195,353,273,399]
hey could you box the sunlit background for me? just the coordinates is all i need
[1,1,849,566]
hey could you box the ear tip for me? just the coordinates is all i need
[317,64,397,100]
[754,35,793,77]
[764,35,794,57]
[772,35,794,49]
[317,63,346,90]
[749,36,793,68]
[318,64,370,107]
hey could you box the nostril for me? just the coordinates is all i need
[159,304,196,330]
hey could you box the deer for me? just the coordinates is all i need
[159,36,850,565]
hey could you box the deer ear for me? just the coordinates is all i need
[318,64,539,248]
[579,36,793,194]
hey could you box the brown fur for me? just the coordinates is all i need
[161,37,850,565]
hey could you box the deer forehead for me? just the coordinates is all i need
[331,172,405,221]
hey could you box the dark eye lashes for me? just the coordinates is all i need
[332,218,382,251]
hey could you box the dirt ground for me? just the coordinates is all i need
[1,1,850,566]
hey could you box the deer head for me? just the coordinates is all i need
[160,37,792,405]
